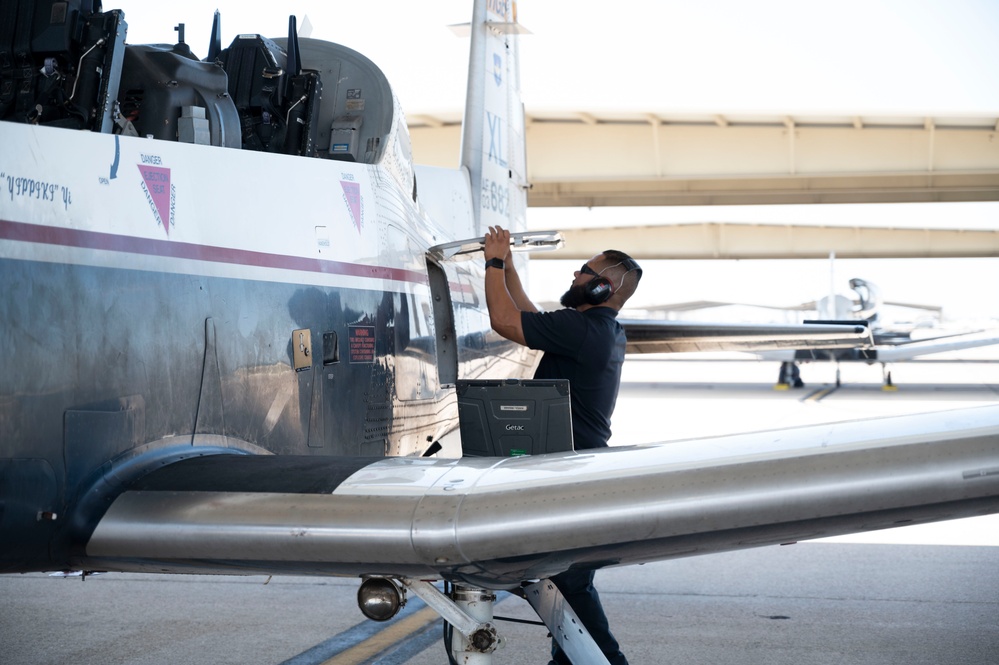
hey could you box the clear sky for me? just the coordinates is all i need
[112,0,999,114]
[110,1,999,320]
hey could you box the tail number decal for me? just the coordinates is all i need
[481,177,509,216]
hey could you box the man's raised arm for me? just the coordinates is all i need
[483,226,534,345]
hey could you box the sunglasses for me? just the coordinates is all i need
[580,263,600,277]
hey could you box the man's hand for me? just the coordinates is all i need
[484,226,511,262]
[483,225,529,344]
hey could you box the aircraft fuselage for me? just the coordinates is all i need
[0,50,531,572]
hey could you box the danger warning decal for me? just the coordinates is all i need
[340,175,362,233]
[348,325,376,363]
[138,155,175,235]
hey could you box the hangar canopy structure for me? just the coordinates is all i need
[411,111,999,207]
[410,111,999,258]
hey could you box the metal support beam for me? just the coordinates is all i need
[409,111,999,207]
[540,223,999,260]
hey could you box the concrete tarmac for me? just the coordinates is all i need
[2,358,997,664]
[2,543,997,664]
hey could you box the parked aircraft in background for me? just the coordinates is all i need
[1,2,997,663]
[627,276,999,388]
[772,277,999,388]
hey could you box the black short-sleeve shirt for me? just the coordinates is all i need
[521,307,626,449]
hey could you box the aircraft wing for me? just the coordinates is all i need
[874,329,999,362]
[620,319,872,354]
[82,405,999,587]
[637,300,817,313]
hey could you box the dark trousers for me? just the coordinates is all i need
[549,568,629,665]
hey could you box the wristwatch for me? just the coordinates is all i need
[485,257,505,270]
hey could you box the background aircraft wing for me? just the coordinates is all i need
[620,319,873,354]
[82,405,999,587]
[638,300,818,314]
[874,329,999,362]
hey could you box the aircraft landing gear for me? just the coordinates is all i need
[359,577,610,663]
[357,578,500,662]
[400,580,500,663]
[882,364,898,391]
[776,361,804,389]
[523,579,611,664]
[447,585,501,663]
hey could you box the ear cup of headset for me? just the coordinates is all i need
[584,276,613,305]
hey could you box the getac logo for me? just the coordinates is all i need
[505,424,525,431]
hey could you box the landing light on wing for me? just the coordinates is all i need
[357,577,406,622]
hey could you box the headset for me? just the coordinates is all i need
[583,258,643,305]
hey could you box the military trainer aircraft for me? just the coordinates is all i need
[2,1,997,663]
[629,274,999,388]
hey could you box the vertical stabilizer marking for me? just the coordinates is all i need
[460,0,528,236]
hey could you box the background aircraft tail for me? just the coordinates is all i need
[459,0,530,238]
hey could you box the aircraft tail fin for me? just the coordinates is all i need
[458,0,531,237]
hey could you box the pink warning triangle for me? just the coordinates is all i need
[138,165,172,234]
[341,181,362,232]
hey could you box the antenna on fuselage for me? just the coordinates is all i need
[285,15,302,98]
[207,10,222,62]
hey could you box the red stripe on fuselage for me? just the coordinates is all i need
[0,219,427,285]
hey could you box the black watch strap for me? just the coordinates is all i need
[485,257,505,270]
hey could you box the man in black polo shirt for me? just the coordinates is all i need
[483,225,642,665]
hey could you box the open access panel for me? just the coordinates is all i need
[456,379,574,456]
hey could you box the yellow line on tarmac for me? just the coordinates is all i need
[319,606,441,665]
[804,387,837,402]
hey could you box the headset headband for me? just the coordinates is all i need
[598,259,643,288]
[619,258,642,280]
[583,257,642,306]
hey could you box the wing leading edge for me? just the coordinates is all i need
[83,405,999,587]
[620,319,873,354]
[873,329,999,362]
